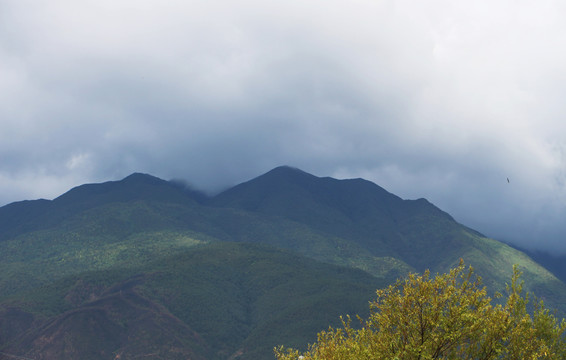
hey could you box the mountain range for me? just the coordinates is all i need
[0,166,564,359]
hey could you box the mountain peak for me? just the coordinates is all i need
[266,165,309,175]
[212,166,400,219]
[53,172,195,209]
[260,165,318,182]
[121,172,169,185]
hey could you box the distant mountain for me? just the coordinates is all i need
[0,173,201,242]
[210,167,563,300]
[0,166,565,359]
[211,166,465,266]
[508,244,566,284]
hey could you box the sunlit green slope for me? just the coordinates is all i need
[2,242,384,360]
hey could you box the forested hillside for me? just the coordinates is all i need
[0,166,564,359]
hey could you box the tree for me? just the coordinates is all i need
[275,261,566,359]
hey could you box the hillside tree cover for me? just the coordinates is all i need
[275,261,566,359]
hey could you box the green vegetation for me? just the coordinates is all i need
[2,242,384,360]
[1,167,566,359]
[276,261,566,360]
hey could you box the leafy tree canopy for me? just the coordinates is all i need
[276,261,566,359]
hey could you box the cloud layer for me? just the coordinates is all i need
[1,0,566,252]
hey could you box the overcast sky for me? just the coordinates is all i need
[1,0,566,253]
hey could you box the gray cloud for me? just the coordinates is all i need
[1,0,566,252]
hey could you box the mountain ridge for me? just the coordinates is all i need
[0,166,558,284]
[210,166,474,271]
[0,166,565,359]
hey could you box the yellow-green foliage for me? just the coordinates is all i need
[276,261,566,360]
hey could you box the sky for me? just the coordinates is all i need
[1,0,566,253]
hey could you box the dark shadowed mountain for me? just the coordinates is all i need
[209,167,562,302]
[0,173,201,242]
[211,166,468,268]
[0,166,565,359]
